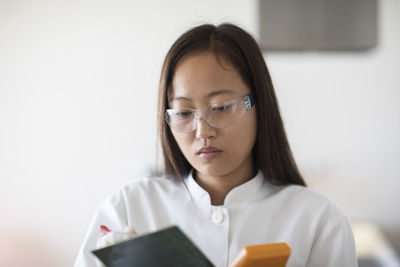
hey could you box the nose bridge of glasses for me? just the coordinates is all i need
[195,115,216,138]
[193,113,213,130]
[193,106,217,130]
[192,107,212,123]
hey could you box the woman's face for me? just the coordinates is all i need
[169,51,257,178]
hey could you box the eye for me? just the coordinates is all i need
[212,103,234,112]
[174,109,193,118]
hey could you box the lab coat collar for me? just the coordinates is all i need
[184,169,265,208]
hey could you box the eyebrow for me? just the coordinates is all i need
[169,89,234,103]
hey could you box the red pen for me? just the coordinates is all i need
[100,225,111,235]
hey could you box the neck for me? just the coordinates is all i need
[195,160,255,206]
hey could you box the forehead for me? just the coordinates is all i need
[170,52,249,102]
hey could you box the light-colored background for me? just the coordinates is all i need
[0,0,399,266]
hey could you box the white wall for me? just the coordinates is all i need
[266,0,400,250]
[0,0,398,266]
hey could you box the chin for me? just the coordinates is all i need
[195,162,234,178]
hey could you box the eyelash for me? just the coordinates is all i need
[176,111,193,117]
[211,104,233,112]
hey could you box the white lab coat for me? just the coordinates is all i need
[74,170,358,267]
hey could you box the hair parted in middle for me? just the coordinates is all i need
[157,23,306,186]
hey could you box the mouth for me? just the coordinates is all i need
[196,146,222,160]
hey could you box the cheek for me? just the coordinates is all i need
[171,131,194,155]
[245,109,257,140]
[224,129,255,157]
[227,111,257,148]
[228,115,257,162]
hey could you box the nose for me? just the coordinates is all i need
[195,117,217,140]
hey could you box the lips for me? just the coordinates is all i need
[196,146,222,159]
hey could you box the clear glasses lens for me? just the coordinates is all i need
[166,95,254,133]
[166,109,196,132]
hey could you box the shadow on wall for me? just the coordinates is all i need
[0,227,60,267]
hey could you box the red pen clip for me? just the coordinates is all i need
[100,225,111,235]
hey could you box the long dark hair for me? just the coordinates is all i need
[158,23,306,186]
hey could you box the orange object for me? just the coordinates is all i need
[228,243,291,267]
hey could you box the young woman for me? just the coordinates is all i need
[75,23,357,267]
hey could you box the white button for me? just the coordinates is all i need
[211,211,224,224]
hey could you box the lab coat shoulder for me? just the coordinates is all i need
[73,184,130,267]
[74,175,181,267]
[119,174,184,200]
[277,184,358,267]
[99,175,182,219]
[273,184,348,221]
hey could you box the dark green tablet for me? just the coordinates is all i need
[92,226,215,267]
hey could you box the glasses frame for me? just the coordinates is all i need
[165,93,256,133]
